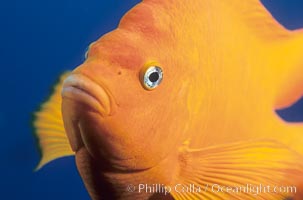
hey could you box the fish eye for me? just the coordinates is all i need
[141,66,163,90]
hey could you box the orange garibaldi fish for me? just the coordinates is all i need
[34,0,303,199]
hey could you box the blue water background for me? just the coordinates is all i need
[2,1,303,199]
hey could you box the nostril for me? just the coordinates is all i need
[117,70,122,75]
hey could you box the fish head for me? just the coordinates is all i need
[61,24,191,171]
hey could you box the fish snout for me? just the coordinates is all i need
[61,73,112,116]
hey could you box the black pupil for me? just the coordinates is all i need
[149,72,159,82]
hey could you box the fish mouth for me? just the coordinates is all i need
[62,73,112,116]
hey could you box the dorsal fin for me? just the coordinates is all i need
[144,0,291,40]
[221,0,291,40]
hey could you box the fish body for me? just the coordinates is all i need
[34,0,303,199]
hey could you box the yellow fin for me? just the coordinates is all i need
[224,0,291,40]
[33,72,74,170]
[171,140,303,200]
[143,0,290,38]
[274,29,303,109]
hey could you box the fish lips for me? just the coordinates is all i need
[61,73,113,117]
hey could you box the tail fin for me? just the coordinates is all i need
[274,29,303,109]
[271,29,303,158]
[33,72,74,170]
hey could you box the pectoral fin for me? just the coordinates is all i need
[171,140,303,200]
[33,72,74,170]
